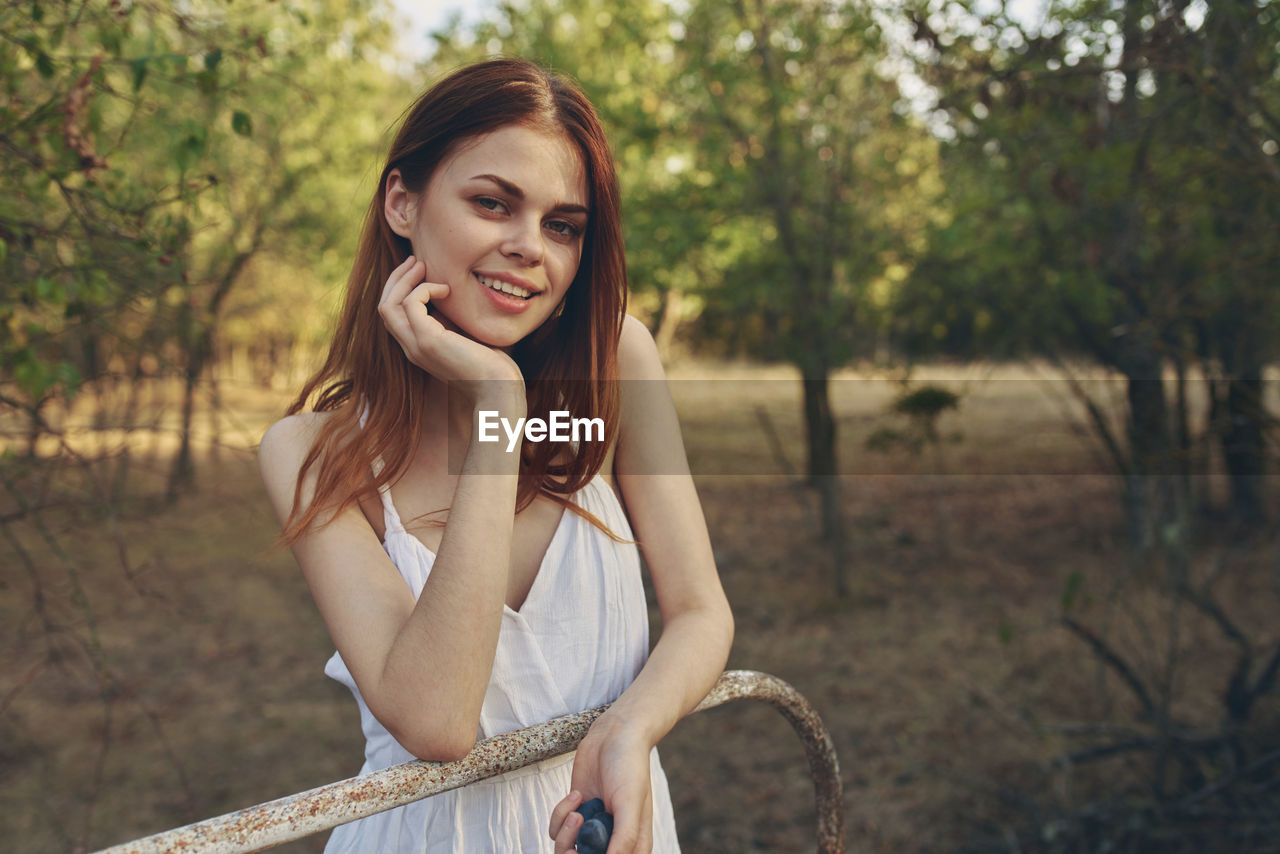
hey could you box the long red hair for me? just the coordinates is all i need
[279,59,626,544]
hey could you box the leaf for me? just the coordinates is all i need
[13,349,50,398]
[996,620,1015,645]
[98,25,122,57]
[53,360,82,396]
[174,124,207,173]
[231,110,253,137]
[131,57,149,92]
[204,48,223,71]
[35,51,54,78]
[197,69,218,95]
[1060,570,1085,613]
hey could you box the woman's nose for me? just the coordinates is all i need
[500,216,544,266]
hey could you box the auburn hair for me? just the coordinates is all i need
[279,58,626,544]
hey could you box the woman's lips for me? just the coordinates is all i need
[475,272,534,313]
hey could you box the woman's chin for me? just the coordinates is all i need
[431,305,526,353]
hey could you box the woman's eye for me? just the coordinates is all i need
[475,197,505,213]
[546,220,582,238]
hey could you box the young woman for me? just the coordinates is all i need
[258,59,733,853]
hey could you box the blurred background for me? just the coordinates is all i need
[2,0,1278,851]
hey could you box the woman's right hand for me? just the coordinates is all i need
[378,255,525,403]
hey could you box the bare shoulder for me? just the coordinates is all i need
[618,313,666,382]
[258,410,335,519]
[259,411,330,471]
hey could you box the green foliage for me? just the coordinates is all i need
[893,385,959,420]
[1,0,410,435]
[867,383,962,455]
[899,0,1280,368]
[421,0,939,367]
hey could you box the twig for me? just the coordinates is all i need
[1177,581,1249,647]
[1053,737,1155,767]
[0,656,48,717]
[1250,641,1280,706]
[1061,615,1157,718]
[753,404,798,478]
[1177,748,1280,809]
[77,692,116,851]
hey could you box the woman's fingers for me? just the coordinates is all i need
[398,281,455,368]
[401,280,451,324]
[607,798,651,854]
[552,809,584,854]
[549,790,585,853]
[377,256,421,343]
[548,789,584,840]
[379,255,419,307]
[599,780,652,854]
[376,256,455,371]
[374,256,523,389]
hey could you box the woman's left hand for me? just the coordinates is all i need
[548,712,654,854]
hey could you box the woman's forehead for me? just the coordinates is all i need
[439,125,588,208]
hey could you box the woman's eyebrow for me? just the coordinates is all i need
[470,173,588,215]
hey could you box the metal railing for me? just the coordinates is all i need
[96,670,844,853]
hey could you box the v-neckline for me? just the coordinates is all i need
[383,482,586,617]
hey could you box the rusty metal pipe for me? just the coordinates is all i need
[96,670,844,854]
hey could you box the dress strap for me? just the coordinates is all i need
[372,461,406,537]
[359,406,406,537]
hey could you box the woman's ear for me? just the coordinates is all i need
[384,168,414,238]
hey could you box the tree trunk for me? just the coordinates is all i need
[1221,326,1266,527]
[1120,349,1174,553]
[24,397,44,458]
[167,316,212,500]
[167,361,199,501]
[802,370,837,482]
[652,288,684,363]
[801,366,848,596]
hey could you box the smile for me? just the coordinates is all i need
[474,272,534,300]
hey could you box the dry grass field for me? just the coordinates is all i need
[1,360,1277,852]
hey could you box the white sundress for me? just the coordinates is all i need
[322,473,682,853]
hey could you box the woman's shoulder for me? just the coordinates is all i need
[617,314,665,382]
[260,410,333,461]
[258,410,343,508]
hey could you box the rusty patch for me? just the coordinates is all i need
[95,671,844,853]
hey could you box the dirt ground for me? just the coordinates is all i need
[1,361,1276,852]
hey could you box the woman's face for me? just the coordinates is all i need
[386,124,589,350]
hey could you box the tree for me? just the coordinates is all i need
[901,0,1280,546]
[1,0,411,497]
[670,0,937,594]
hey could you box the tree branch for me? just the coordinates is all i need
[1062,615,1156,718]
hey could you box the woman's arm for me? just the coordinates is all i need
[550,315,734,854]
[258,257,527,761]
[605,314,735,747]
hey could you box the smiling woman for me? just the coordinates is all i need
[256,59,733,854]
[383,125,589,348]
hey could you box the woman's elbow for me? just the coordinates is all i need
[376,702,478,762]
[718,600,735,660]
[400,727,477,763]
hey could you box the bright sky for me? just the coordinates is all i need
[390,0,495,62]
